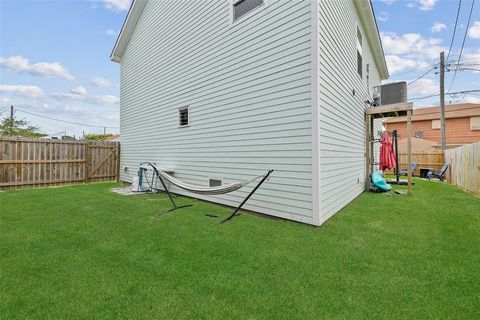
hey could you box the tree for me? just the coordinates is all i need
[0,111,47,138]
[84,134,112,141]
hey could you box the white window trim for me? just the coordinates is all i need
[178,106,189,128]
[208,177,224,187]
[470,116,480,130]
[230,0,268,26]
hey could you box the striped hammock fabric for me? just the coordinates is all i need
[145,163,266,195]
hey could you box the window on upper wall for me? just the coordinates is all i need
[470,116,480,130]
[356,25,363,78]
[178,107,189,127]
[232,0,264,22]
[432,119,440,129]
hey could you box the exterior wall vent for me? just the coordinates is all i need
[209,178,222,187]
[373,81,407,106]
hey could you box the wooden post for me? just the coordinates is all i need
[116,143,121,182]
[407,109,412,193]
[365,114,371,191]
[85,142,90,183]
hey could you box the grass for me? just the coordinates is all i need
[1,179,479,319]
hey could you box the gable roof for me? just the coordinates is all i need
[383,103,480,124]
[354,1,389,79]
[111,0,389,78]
[110,0,146,63]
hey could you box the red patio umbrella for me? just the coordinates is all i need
[379,131,396,172]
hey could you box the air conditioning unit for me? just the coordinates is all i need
[373,81,407,106]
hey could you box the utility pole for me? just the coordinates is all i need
[104,126,106,135]
[440,51,446,150]
[10,105,14,121]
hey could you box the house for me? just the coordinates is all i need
[102,134,120,142]
[111,0,388,226]
[383,103,480,153]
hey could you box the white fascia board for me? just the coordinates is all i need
[354,0,389,80]
[110,0,147,63]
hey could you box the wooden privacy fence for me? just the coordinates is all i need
[444,142,480,195]
[0,138,120,189]
[386,152,445,176]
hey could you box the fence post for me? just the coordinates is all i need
[116,143,121,182]
[85,142,90,183]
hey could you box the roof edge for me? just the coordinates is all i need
[110,0,147,63]
[354,0,389,80]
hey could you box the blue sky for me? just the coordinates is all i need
[0,0,479,137]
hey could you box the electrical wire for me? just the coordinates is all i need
[447,0,476,94]
[446,0,462,62]
[407,66,436,86]
[15,108,119,129]
[410,89,480,101]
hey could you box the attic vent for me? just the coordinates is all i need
[178,107,189,127]
[233,0,264,21]
[209,178,222,187]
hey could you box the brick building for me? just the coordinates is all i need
[383,103,480,153]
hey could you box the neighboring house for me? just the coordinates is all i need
[102,134,120,142]
[383,103,480,153]
[111,0,388,226]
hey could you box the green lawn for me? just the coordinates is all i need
[1,180,479,319]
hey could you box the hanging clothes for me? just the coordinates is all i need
[379,131,397,172]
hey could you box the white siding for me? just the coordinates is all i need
[317,0,382,223]
[120,0,314,223]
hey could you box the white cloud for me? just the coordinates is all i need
[408,78,437,96]
[468,21,480,39]
[431,22,446,33]
[419,0,438,11]
[406,2,416,8]
[463,96,480,104]
[380,32,446,60]
[103,0,131,11]
[377,12,389,22]
[70,86,88,96]
[105,29,117,36]
[90,76,111,88]
[51,91,119,105]
[380,0,396,4]
[0,56,74,80]
[0,85,44,98]
[385,55,429,75]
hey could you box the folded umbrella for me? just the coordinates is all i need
[379,131,396,172]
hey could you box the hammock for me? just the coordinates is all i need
[141,162,273,223]
[152,166,265,195]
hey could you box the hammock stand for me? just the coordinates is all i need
[142,162,273,223]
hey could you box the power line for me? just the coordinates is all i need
[446,0,462,62]
[15,108,119,129]
[407,66,436,86]
[410,89,480,101]
[447,0,476,94]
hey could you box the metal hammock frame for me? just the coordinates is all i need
[142,162,273,223]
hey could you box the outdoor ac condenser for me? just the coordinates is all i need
[373,81,407,106]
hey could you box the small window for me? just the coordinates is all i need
[356,25,363,78]
[178,107,189,127]
[232,0,264,21]
[357,26,363,48]
[357,50,363,78]
[470,116,480,130]
[209,178,222,187]
[432,119,440,129]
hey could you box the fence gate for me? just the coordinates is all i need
[0,138,120,189]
